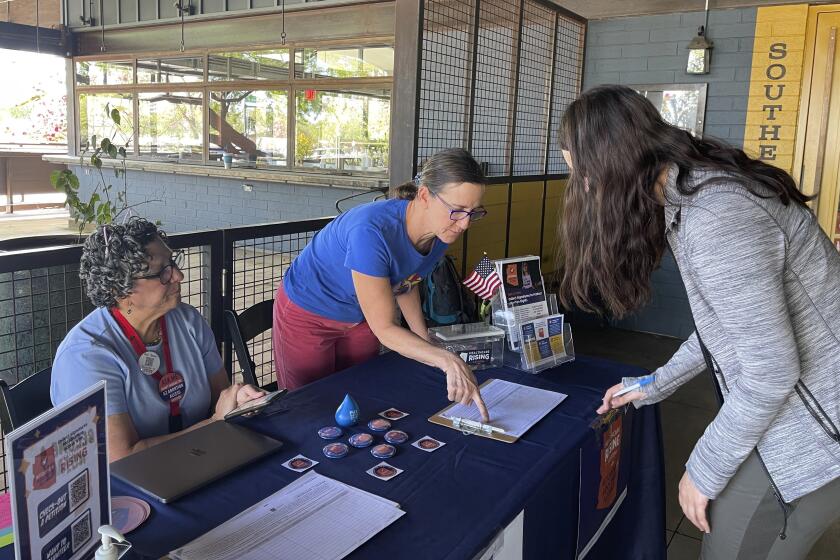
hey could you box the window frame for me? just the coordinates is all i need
[633,83,708,138]
[72,40,394,176]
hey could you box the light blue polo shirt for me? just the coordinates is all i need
[50,303,222,439]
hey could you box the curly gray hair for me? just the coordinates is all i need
[80,218,167,308]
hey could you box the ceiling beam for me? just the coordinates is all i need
[0,21,71,56]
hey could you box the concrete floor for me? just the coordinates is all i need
[573,324,840,560]
[0,209,75,241]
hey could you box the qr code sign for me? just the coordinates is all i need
[69,469,90,512]
[71,509,92,552]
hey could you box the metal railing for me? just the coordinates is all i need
[0,216,332,489]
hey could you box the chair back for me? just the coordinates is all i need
[224,299,276,390]
[0,367,53,433]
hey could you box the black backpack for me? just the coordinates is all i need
[419,256,477,327]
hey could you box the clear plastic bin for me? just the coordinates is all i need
[428,323,506,370]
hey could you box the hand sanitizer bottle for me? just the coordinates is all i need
[95,525,127,560]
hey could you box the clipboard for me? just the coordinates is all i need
[428,380,519,444]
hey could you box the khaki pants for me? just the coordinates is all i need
[701,451,840,560]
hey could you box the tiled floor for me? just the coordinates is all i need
[573,324,839,560]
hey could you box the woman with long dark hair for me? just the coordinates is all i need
[560,85,840,559]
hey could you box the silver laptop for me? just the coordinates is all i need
[110,420,283,503]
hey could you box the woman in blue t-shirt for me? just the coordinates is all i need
[274,148,490,420]
[51,218,264,461]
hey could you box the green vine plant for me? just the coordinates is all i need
[50,104,159,237]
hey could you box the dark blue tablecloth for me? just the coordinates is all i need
[6,353,667,560]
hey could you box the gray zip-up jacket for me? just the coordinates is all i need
[625,164,840,503]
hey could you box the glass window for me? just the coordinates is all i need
[75,61,133,86]
[208,50,290,81]
[209,90,289,168]
[635,83,707,138]
[294,46,394,79]
[137,57,204,84]
[294,88,390,172]
[78,93,133,152]
[0,49,67,145]
[137,91,203,162]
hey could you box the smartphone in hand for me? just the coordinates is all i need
[224,389,288,420]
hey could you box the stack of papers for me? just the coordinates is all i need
[443,378,567,438]
[170,472,404,560]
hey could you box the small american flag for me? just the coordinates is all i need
[463,255,502,300]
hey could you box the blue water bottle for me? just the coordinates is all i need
[335,394,360,427]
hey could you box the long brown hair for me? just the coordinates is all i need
[557,84,810,318]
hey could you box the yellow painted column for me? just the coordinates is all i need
[465,182,510,273]
[743,5,809,174]
[541,179,567,276]
[507,181,545,259]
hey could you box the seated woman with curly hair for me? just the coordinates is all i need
[50,217,264,461]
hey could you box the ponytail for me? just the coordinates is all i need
[392,181,419,200]
[391,148,486,200]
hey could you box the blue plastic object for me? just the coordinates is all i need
[335,393,360,427]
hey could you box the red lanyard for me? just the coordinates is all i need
[111,308,183,431]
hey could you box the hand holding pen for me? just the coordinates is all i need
[596,375,654,414]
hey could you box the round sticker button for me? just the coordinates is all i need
[368,419,391,432]
[374,465,397,478]
[348,433,374,448]
[417,438,441,450]
[318,426,343,440]
[384,430,408,445]
[370,444,396,459]
[323,443,349,459]
[289,457,313,470]
[158,372,185,402]
[138,351,161,375]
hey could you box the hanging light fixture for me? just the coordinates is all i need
[280,0,286,45]
[174,0,192,52]
[686,0,713,74]
[99,0,106,52]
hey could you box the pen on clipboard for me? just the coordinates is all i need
[612,375,655,398]
[450,416,507,434]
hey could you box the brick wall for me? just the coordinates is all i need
[1,0,61,27]
[582,7,757,339]
[72,167,382,233]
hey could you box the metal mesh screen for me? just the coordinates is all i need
[470,0,519,176]
[547,14,585,174]
[0,265,93,389]
[418,0,584,178]
[176,246,212,321]
[416,0,476,166]
[513,0,555,175]
[230,231,319,388]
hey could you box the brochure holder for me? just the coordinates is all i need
[493,293,576,373]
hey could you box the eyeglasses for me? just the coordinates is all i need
[136,251,184,285]
[431,191,488,222]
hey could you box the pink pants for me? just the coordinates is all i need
[273,284,381,390]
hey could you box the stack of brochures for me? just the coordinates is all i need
[491,255,574,373]
[170,472,404,560]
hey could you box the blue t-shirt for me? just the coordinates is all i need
[50,303,223,440]
[284,198,448,323]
